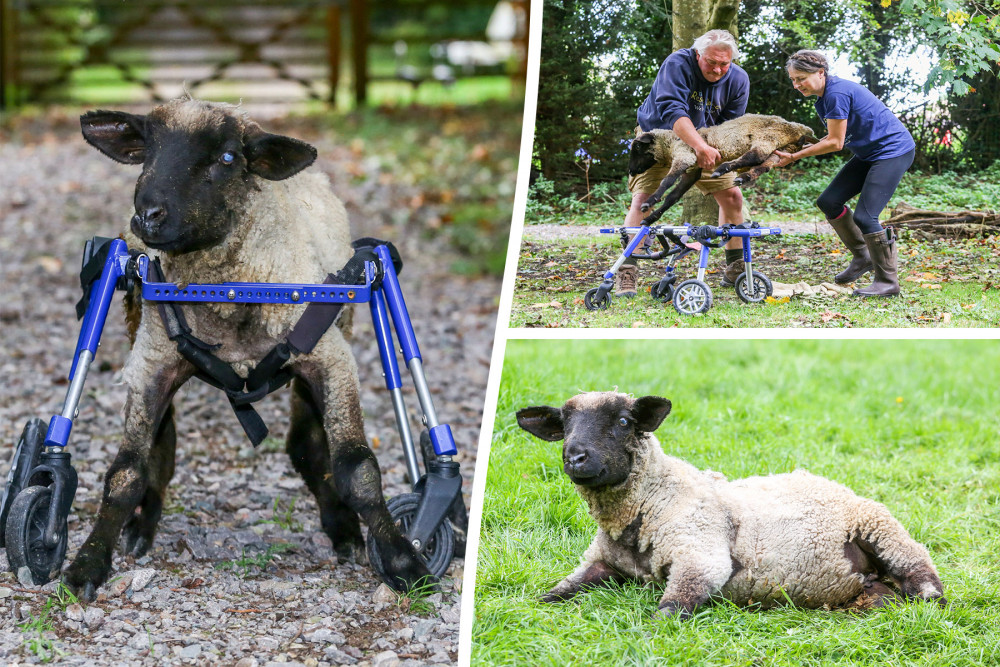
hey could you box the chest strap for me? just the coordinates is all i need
[147,239,400,447]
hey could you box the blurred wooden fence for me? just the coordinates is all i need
[0,0,528,108]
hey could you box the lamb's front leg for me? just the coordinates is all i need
[654,546,733,620]
[541,560,629,602]
[63,358,190,601]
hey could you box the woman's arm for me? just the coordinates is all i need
[775,119,846,167]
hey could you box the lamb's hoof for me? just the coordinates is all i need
[640,203,651,213]
[334,539,367,565]
[540,592,564,604]
[62,550,111,602]
[710,170,724,178]
[653,600,692,621]
[120,516,153,557]
[733,177,745,186]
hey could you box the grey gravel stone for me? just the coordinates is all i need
[129,568,157,592]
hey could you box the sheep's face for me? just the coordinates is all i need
[80,100,317,255]
[628,133,659,177]
[516,393,672,488]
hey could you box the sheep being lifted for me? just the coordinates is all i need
[628,114,818,221]
[517,392,945,619]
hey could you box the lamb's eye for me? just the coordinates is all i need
[221,151,236,165]
[618,417,629,427]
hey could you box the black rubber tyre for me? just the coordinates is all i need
[672,279,713,315]
[1,419,45,548]
[584,288,611,311]
[651,278,675,303]
[366,493,455,581]
[5,485,68,585]
[735,271,773,304]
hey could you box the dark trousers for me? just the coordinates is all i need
[816,149,915,235]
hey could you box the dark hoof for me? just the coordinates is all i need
[63,549,112,601]
[710,170,723,178]
[120,517,153,557]
[334,539,367,565]
[539,592,563,604]
[654,600,692,621]
[381,541,435,593]
[733,177,745,187]
[640,203,651,213]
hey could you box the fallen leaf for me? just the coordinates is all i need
[920,284,942,290]
[631,321,646,328]
[36,256,63,274]
[529,301,563,309]
[765,296,790,304]
[942,312,952,323]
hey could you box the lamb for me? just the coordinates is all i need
[516,391,945,619]
[628,114,818,220]
[64,98,431,600]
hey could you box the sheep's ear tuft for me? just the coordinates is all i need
[516,406,565,441]
[80,110,148,164]
[631,396,671,432]
[244,133,317,181]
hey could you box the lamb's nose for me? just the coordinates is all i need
[131,206,166,232]
[568,450,588,467]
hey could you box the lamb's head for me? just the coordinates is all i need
[80,99,317,254]
[628,132,659,177]
[516,392,671,488]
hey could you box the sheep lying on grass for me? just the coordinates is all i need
[628,114,818,221]
[516,391,945,619]
[66,98,433,599]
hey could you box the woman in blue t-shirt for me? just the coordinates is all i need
[775,50,915,297]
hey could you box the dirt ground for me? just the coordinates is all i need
[0,112,499,666]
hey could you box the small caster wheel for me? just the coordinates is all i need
[5,485,68,585]
[651,278,675,303]
[584,287,611,311]
[672,279,713,315]
[735,271,773,303]
[1,418,45,548]
[366,493,455,581]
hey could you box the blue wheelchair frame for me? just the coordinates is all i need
[1,238,463,587]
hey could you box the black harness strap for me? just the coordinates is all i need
[144,240,402,448]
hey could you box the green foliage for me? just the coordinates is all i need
[473,340,1000,666]
[18,583,78,662]
[257,497,303,533]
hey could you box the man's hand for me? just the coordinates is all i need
[695,144,722,170]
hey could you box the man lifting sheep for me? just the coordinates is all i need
[619,29,749,297]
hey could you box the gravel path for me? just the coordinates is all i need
[0,118,497,666]
[522,220,834,242]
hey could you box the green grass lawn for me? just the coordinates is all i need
[511,233,1000,328]
[472,340,1000,666]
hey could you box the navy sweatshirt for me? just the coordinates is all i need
[636,48,749,132]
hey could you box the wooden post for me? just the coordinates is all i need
[350,0,367,106]
[325,5,341,106]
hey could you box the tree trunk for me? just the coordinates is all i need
[673,0,740,51]
[674,0,741,223]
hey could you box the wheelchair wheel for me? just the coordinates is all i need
[5,485,68,585]
[1,419,45,548]
[672,279,713,315]
[735,271,773,304]
[366,493,455,582]
[651,277,675,303]
[584,288,611,311]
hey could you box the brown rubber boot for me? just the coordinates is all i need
[828,206,872,284]
[721,260,745,286]
[853,228,899,297]
[615,263,638,298]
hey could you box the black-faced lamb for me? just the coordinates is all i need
[628,114,818,219]
[65,98,431,599]
[516,391,945,618]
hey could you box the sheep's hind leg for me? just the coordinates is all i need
[541,560,629,602]
[854,500,946,606]
[733,153,782,187]
[711,148,767,178]
[286,377,365,563]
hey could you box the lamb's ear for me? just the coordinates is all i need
[515,406,565,441]
[244,133,318,180]
[634,132,654,145]
[631,396,671,432]
[80,111,148,164]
